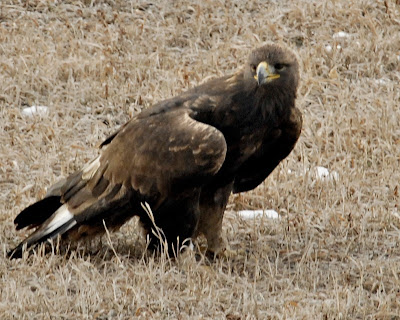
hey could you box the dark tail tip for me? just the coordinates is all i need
[14,196,62,230]
[8,215,77,260]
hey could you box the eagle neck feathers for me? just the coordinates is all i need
[255,85,296,125]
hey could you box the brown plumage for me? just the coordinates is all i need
[9,43,302,258]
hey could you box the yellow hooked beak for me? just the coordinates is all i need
[254,61,280,85]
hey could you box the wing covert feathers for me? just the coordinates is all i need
[101,109,227,196]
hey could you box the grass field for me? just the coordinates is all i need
[1,0,400,319]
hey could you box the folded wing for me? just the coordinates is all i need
[9,105,227,258]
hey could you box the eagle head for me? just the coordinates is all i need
[246,43,300,91]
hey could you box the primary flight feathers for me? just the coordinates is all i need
[9,43,302,258]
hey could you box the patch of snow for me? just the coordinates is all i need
[314,166,339,181]
[374,78,389,85]
[237,209,280,220]
[22,105,49,117]
[333,31,351,39]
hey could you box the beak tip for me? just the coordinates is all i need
[256,61,280,86]
[256,62,268,86]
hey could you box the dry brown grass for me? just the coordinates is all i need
[1,0,400,318]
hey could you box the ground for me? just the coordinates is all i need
[1,0,400,319]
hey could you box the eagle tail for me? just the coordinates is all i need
[8,204,77,259]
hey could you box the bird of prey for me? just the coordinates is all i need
[9,43,302,259]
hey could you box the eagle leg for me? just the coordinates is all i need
[197,182,233,256]
[139,193,201,257]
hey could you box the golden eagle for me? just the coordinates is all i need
[9,43,302,258]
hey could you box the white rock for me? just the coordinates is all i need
[325,45,333,53]
[325,44,343,52]
[237,209,280,220]
[12,160,19,169]
[374,78,388,85]
[314,166,339,181]
[333,31,351,39]
[22,105,49,117]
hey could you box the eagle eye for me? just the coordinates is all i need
[250,64,257,72]
[274,63,285,71]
